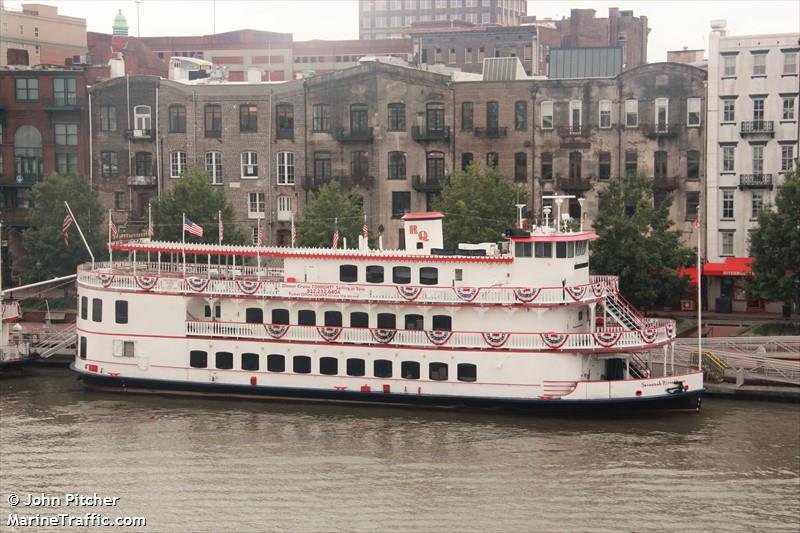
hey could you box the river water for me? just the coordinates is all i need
[1,368,798,532]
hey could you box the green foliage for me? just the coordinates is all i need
[748,169,800,305]
[432,163,525,247]
[297,182,363,248]
[21,173,104,282]
[151,167,245,244]
[591,174,693,308]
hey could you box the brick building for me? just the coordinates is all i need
[0,3,86,66]
[0,64,88,281]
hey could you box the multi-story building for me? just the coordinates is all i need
[0,3,87,66]
[705,21,799,312]
[359,0,528,40]
[0,64,88,281]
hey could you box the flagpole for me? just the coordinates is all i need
[182,212,186,276]
[290,212,296,248]
[218,210,222,246]
[107,209,112,264]
[256,216,262,272]
[697,205,702,371]
[64,201,95,270]
[148,202,153,240]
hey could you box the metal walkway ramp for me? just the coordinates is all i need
[30,324,76,359]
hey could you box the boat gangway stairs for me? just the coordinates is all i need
[602,292,646,330]
[30,324,76,359]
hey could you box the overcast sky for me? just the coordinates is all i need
[6,0,799,61]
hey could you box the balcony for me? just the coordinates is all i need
[411,125,451,143]
[1,173,40,188]
[474,127,507,138]
[740,121,774,136]
[333,127,373,143]
[43,96,84,111]
[739,173,773,190]
[557,125,590,137]
[125,129,155,141]
[127,175,157,187]
[412,174,450,192]
[641,123,678,138]
[303,175,335,191]
[651,176,679,190]
[557,177,592,192]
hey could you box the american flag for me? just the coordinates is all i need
[256,225,264,245]
[362,214,368,240]
[62,213,74,246]
[109,219,119,238]
[331,221,339,249]
[183,218,203,237]
[291,217,297,247]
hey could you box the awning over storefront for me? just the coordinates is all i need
[677,266,699,287]
[703,257,754,277]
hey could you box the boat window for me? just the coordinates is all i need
[350,312,369,328]
[534,242,552,258]
[320,357,338,375]
[204,305,211,318]
[515,242,532,257]
[241,353,259,371]
[401,361,420,379]
[339,264,358,283]
[377,313,396,329]
[419,267,438,285]
[298,310,316,326]
[393,266,411,284]
[457,363,477,382]
[347,358,365,377]
[567,242,575,258]
[272,309,289,325]
[245,307,263,324]
[405,314,424,330]
[455,268,463,281]
[79,336,87,359]
[432,315,452,331]
[92,298,103,322]
[190,350,208,368]
[324,311,342,327]
[429,362,448,381]
[556,242,567,258]
[115,300,128,324]
[575,241,588,256]
[374,359,393,378]
[216,351,233,370]
[366,265,384,283]
[267,354,285,372]
[80,296,88,320]
[293,355,311,374]
[123,341,134,357]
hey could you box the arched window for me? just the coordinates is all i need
[13,125,43,180]
[426,151,445,181]
[205,151,223,184]
[241,151,258,178]
[426,102,445,132]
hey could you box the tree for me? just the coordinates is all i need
[151,167,245,244]
[749,169,800,308]
[296,181,364,248]
[21,173,105,282]
[431,163,525,247]
[591,174,693,309]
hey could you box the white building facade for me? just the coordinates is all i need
[705,21,799,312]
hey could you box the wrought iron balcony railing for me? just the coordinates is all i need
[411,125,451,142]
[738,173,773,190]
[412,174,450,192]
[740,121,774,135]
[333,127,374,142]
[473,127,507,138]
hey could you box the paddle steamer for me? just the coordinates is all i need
[72,211,703,412]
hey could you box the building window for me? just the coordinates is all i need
[687,97,701,126]
[52,77,77,106]
[486,101,499,130]
[781,145,795,171]
[387,103,406,131]
[486,152,498,168]
[722,189,735,219]
[686,192,700,220]
[751,192,764,219]
[277,195,292,221]
[276,103,293,139]
[514,100,527,130]
[625,99,638,127]
[569,100,582,131]
[429,362,448,381]
[206,151,223,184]
[448,47,456,64]
[720,231,734,256]
[114,192,125,210]
[722,145,735,173]
[752,145,764,174]
[55,124,78,145]
[541,152,553,180]
[599,100,612,128]
[204,104,222,137]
[134,152,152,176]
[655,98,669,130]
[654,151,668,178]
[277,151,295,185]
[101,152,118,178]
[392,191,410,218]
[312,104,330,132]
[314,152,331,180]
[248,192,265,218]
[752,53,767,76]
[723,55,736,77]
[461,152,473,170]
[625,150,638,176]
[569,151,582,180]
[351,150,369,177]
[782,97,796,121]
[426,102,445,132]
[687,150,700,180]
[722,99,735,122]
[540,101,553,129]
[100,105,117,131]
[784,51,798,75]
[599,152,611,180]
[350,104,369,132]
[753,98,765,122]
[15,78,38,101]
[514,152,527,181]
[240,104,258,133]
[190,350,208,368]
[427,151,445,180]
[131,105,150,132]
[461,101,474,131]
[169,105,186,133]
[241,151,258,178]
[267,354,285,372]
[92,298,102,322]
[55,153,78,175]
[170,151,186,178]
[388,151,406,179]
[401,361,420,380]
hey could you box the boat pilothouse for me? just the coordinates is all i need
[71,208,703,413]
